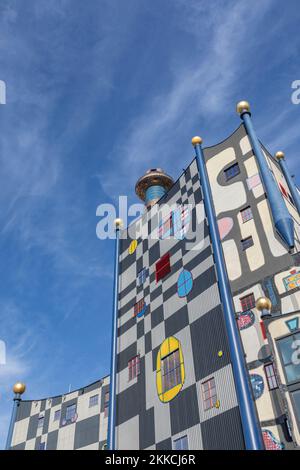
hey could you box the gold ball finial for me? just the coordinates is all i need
[256,297,272,312]
[236,100,250,114]
[13,382,26,395]
[114,218,123,229]
[191,136,202,147]
[275,151,285,160]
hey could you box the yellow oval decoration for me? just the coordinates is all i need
[128,240,138,254]
[156,336,185,403]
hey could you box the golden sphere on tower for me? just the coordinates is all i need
[275,151,285,160]
[191,136,203,146]
[236,100,250,114]
[256,297,272,312]
[114,218,123,229]
[13,382,26,395]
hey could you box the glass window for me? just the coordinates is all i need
[240,293,255,312]
[264,363,278,390]
[240,206,253,223]
[37,416,44,428]
[161,349,181,393]
[277,332,300,384]
[155,253,171,282]
[201,377,217,410]
[177,270,193,297]
[66,403,77,422]
[54,409,61,422]
[137,268,148,286]
[241,236,254,251]
[39,442,46,450]
[158,213,173,240]
[133,299,146,318]
[224,163,240,181]
[89,395,99,408]
[128,355,140,381]
[291,389,300,426]
[104,392,109,418]
[283,272,300,292]
[173,435,188,450]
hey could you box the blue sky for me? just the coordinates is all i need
[0,0,300,448]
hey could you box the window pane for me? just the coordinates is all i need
[277,336,296,365]
[54,410,61,421]
[292,390,300,423]
[285,363,300,383]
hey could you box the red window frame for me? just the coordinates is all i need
[201,377,217,411]
[128,355,140,381]
[133,299,145,317]
[264,363,278,390]
[240,293,255,312]
[155,253,171,283]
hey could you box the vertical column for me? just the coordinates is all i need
[107,218,122,450]
[192,136,264,450]
[5,382,26,450]
[275,151,300,215]
[237,101,294,250]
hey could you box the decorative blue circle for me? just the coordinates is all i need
[177,270,193,297]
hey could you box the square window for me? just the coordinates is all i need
[241,236,254,250]
[240,293,255,312]
[128,355,140,381]
[137,268,148,286]
[173,435,188,450]
[264,363,278,390]
[54,409,61,422]
[224,163,240,181]
[89,394,99,408]
[201,378,217,411]
[65,403,77,422]
[240,206,253,223]
[155,253,171,283]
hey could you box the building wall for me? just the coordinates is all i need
[203,123,300,449]
[10,377,109,450]
[115,159,246,450]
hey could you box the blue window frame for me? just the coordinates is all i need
[39,442,46,450]
[54,409,61,422]
[241,236,254,251]
[173,435,188,450]
[224,163,240,181]
[137,268,148,286]
[89,394,99,408]
[177,270,193,297]
[65,403,77,422]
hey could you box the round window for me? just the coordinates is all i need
[177,270,193,297]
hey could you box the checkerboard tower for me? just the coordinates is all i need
[135,168,174,209]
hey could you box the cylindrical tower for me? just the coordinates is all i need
[135,168,174,208]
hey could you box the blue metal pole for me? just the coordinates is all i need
[237,102,294,249]
[192,136,264,450]
[276,152,300,215]
[107,220,121,450]
[5,394,21,450]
